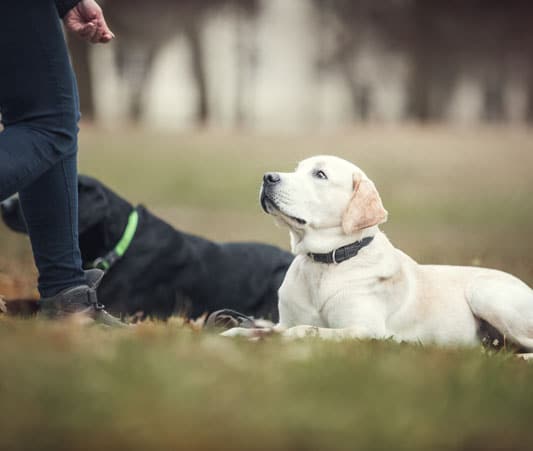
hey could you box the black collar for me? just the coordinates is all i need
[308,236,374,264]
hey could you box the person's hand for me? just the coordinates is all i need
[63,0,115,44]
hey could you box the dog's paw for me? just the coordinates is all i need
[517,353,533,361]
[283,325,320,340]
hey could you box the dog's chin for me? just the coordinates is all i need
[261,195,307,229]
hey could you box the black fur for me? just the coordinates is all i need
[1,175,293,320]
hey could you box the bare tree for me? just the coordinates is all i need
[69,0,260,126]
[70,0,533,125]
[312,0,375,120]
[233,0,260,126]
[311,0,412,121]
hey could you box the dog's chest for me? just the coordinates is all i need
[279,254,391,328]
[302,259,380,315]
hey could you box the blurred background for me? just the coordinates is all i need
[74,0,533,128]
[0,0,532,297]
[1,4,533,448]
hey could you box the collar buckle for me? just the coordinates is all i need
[332,245,348,264]
[332,249,338,264]
[92,257,109,271]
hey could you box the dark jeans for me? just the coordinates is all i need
[0,0,86,297]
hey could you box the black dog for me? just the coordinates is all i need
[1,175,293,321]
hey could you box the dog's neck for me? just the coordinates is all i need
[102,200,135,252]
[289,225,380,255]
[80,198,133,262]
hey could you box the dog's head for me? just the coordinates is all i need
[260,155,387,252]
[1,175,132,261]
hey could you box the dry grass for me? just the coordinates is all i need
[0,125,532,450]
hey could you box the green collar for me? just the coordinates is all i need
[92,209,139,271]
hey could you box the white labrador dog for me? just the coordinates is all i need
[224,155,533,350]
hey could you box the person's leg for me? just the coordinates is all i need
[0,0,86,296]
[19,154,85,297]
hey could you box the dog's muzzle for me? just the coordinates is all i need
[260,172,281,214]
[1,196,18,215]
[260,172,306,225]
[260,189,274,214]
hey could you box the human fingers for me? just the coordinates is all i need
[79,22,98,41]
[98,15,114,39]
[98,32,114,44]
[93,14,115,42]
[89,22,112,44]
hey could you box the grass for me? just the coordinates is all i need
[1,320,533,451]
[0,125,533,450]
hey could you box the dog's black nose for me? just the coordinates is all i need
[263,172,281,185]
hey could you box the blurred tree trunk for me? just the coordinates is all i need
[129,47,157,123]
[481,42,506,122]
[527,74,533,123]
[342,64,371,121]
[331,29,370,121]
[234,9,248,127]
[114,44,158,123]
[68,38,95,121]
[406,1,432,122]
[523,9,533,123]
[482,80,505,122]
[232,0,261,126]
[184,23,209,127]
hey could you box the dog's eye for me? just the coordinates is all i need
[314,170,328,180]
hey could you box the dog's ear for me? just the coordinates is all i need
[78,175,109,233]
[342,175,388,234]
[0,196,28,234]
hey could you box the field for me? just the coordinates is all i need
[1,125,533,450]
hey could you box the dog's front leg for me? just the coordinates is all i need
[282,325,385,341]
[221,324,286,339]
